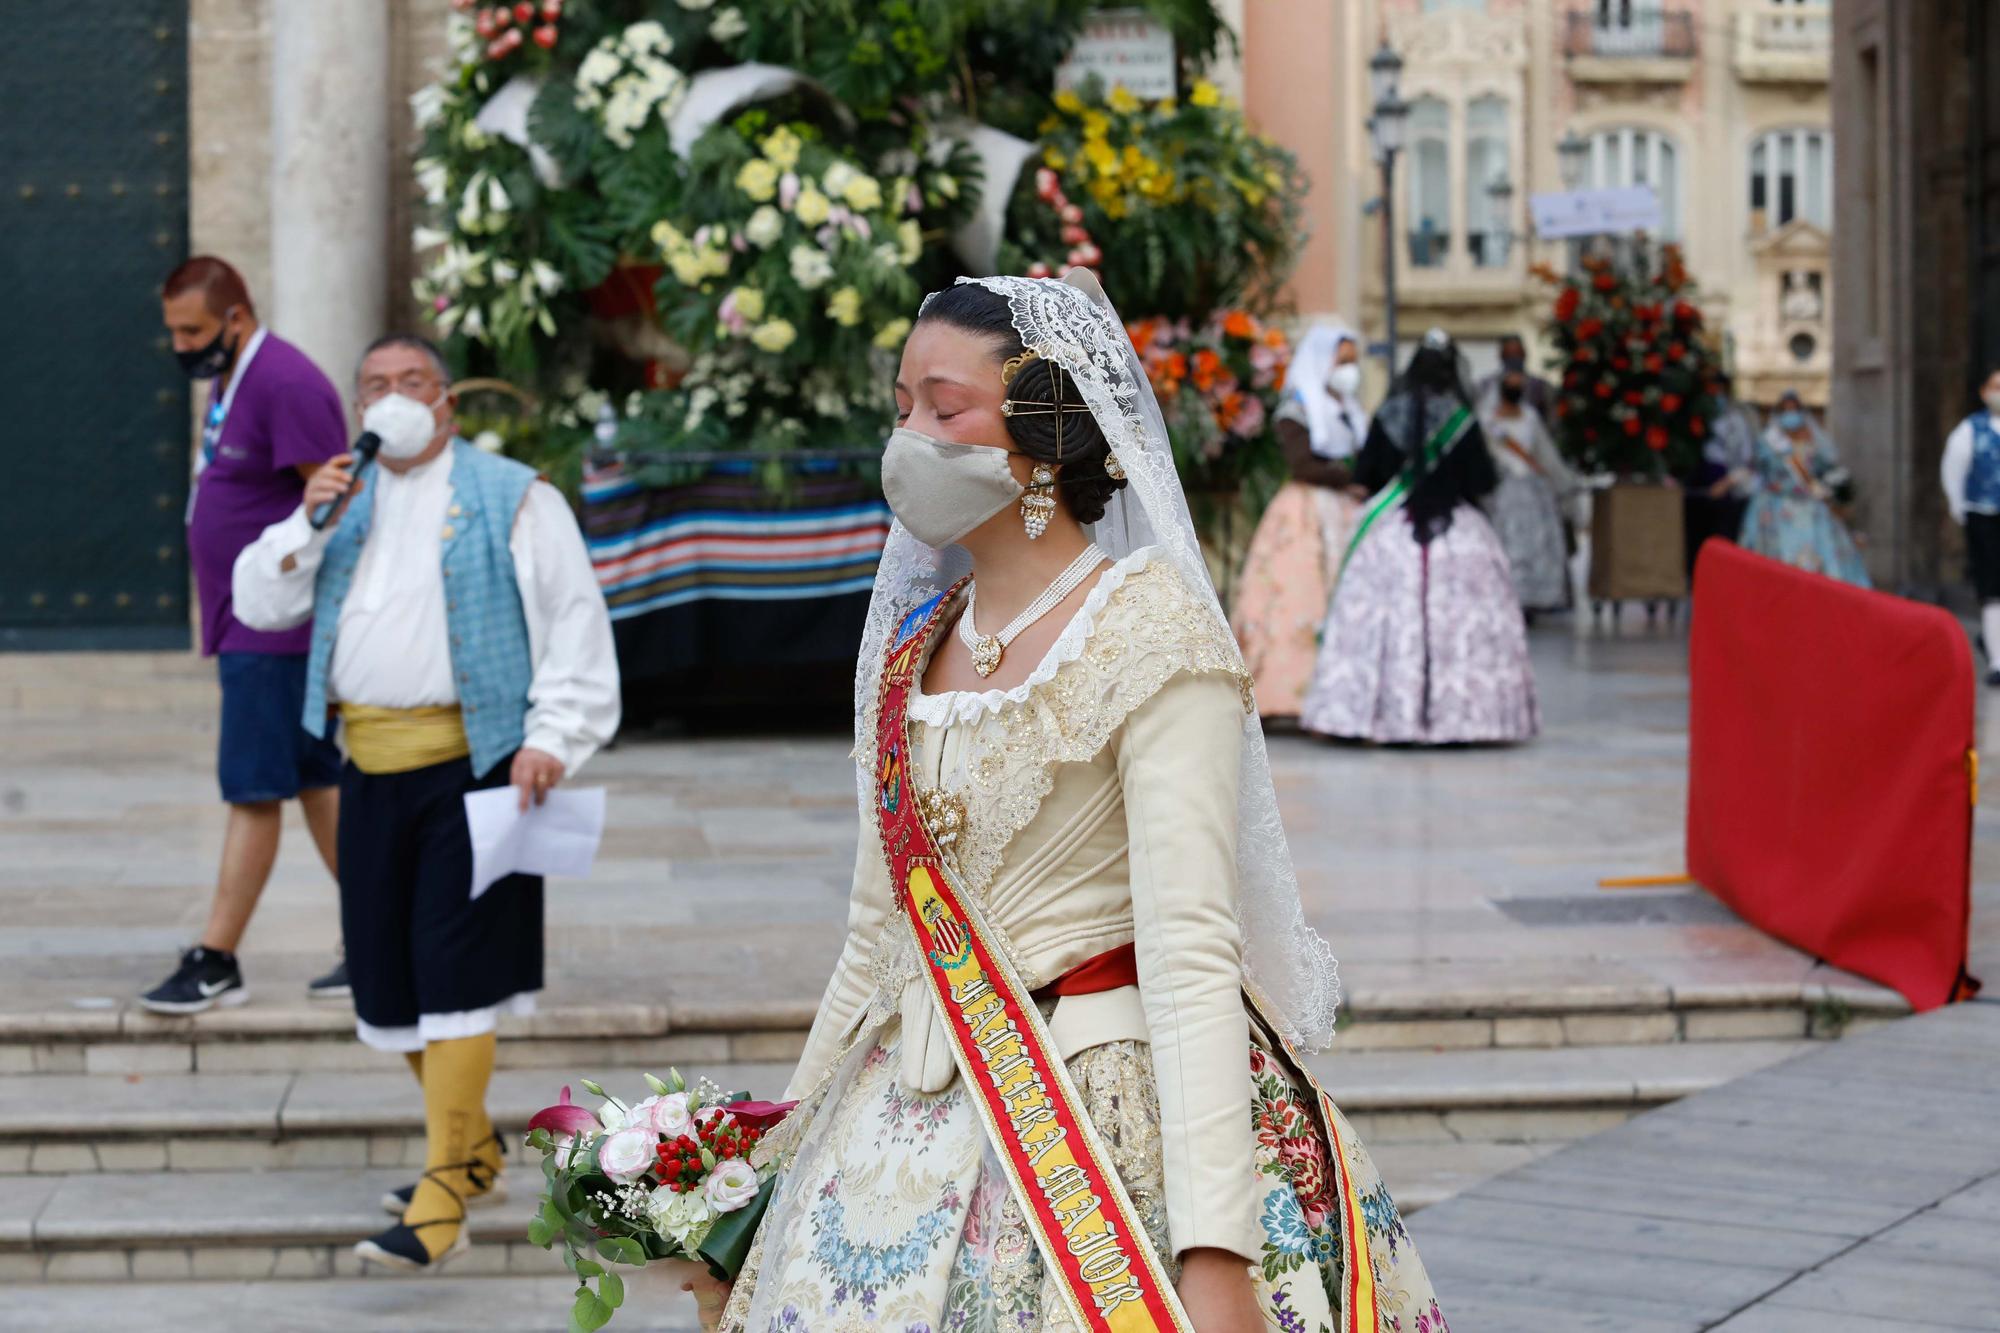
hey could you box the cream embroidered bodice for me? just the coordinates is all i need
[786,548,1263,1260]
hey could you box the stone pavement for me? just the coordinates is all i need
[1409,998,2000,1331]
[4,624,1976,1033]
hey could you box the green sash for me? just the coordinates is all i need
[1335,404,1475,582]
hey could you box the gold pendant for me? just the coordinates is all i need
[969,634,1004,677]
[917,786,968,850]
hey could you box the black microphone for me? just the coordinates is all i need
[309,432,382,531]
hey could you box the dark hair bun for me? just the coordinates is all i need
[1001,357,1126,525]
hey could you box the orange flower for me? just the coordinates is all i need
[1127,321,1155,355]
[1192,348,1223,391]
[1167,352,1188,381]
[1222,310,1256,340]
[1262,327,1287,350]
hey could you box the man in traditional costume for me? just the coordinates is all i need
[232,333,619,1270]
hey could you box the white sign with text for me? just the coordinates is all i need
[1056,9,1176,100]
[1531,186,1662,239]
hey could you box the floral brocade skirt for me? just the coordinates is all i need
[1739,493,1871,589]
[1231,483,1362,719]
[726,1019,1445,1333]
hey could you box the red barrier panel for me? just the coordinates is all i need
[1687,541,1976,1011]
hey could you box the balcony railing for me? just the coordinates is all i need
[1565,9,1696,60]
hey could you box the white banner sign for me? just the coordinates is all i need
[1056,9,1176,100]
[1531,186,1662,239]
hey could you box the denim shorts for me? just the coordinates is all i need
[216,652,343,804]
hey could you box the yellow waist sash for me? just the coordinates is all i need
[338,703,471,776]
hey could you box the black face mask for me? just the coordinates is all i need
[176,316,239,381]
[1500,354,1526,374]
[1500,382,1525,405]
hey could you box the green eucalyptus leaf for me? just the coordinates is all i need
[600,1269,626,1310]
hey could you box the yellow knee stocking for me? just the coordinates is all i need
[404,1047,502,1194]
[402,1030,497,1259]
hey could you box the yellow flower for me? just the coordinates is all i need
[1106,85,1140,114]
[890,175,914,215]
[730,286,765,321]
[842,173,883,212]
[1043,147,1068,170]
[751,318,797,353]
[873,317,912,350]
[1155,96,1177,115]
[1190,80,1221,108]
[761,126,802,170]
[736,158,779,202]
[827,286,863,327]
[897,218,922,264]
[699,246,733,279]
[668,253,707,286]
[1084,139,1118,176]
[651,220,686,253]
[795,183,831,226]
[1039,115,1060,135]
[1081,110,1110,140]
[1054,89,1084,114]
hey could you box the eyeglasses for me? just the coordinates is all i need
[358,371,443,405]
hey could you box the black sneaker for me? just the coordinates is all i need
[139,947,247,1015]
[353,1218,470,1273]
[1985,668,2000,689]
[307,957,351,1000]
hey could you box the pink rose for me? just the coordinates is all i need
[779,172,801,210]
[629,1092,694,1138]
[598,1127,656,1183]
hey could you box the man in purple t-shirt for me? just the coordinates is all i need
[143,257,349,1014]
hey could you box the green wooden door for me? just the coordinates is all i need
[0,5,190,648]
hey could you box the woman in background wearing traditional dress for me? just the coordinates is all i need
[1738,389,1869,588]
[710,273,1444,1333]
[1477,362,1580,614]
[1301,330,1537,745]
[1230,321,1370,720]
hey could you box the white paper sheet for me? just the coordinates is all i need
[464,787,606,900]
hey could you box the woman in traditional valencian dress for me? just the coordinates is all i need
[713,273,1445,1333]
[1477,363,1580,614]
[1300,330,1536,746]
[1737,390,1869,588]
[1230,321,1372,720]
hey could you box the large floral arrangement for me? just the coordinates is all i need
[1003,78,1304,321]
[1537,242,1723,479]
[1129,310,1291,494]
[407,0,1299,501]
[525,1072,795,1331]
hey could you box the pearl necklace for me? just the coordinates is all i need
[958,544,1106,679]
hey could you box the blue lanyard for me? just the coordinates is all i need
[202,398,227,463]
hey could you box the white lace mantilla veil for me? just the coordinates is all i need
[854,269,1343,1053]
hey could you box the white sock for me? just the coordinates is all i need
[1982,603,2000,662]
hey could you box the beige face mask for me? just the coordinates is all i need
[880,428,1025,548]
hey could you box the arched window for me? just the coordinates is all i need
[1406,97,1451,268]
[1749,129,1832,231]
[1584,127,1681,239]
[1465,96,1511,268]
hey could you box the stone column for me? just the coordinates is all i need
[269,2,391,396]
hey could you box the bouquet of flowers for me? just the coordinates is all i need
[1128,309,1291,495]
[1536,242,1723,480]
[525,1070,794,1332]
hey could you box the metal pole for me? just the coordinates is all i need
[1382,151,1399,378]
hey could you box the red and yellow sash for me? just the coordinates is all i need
[873,582,1385,1333]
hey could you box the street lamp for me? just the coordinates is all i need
[1485,170,1515,268]
[1556,129,1590,274]
[1368,39,1408,378]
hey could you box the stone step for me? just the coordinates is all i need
[0,1274,698,1331]
[0,1041,1814,1177]
[0,977,1903,1077]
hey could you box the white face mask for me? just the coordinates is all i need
[1984,391,2000,416]
[1327,363,1362,399]
[363,391,445,460]
[879,428,1024,549]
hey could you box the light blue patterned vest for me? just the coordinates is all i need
[1968,412,2000,513]
[303,440,539,779]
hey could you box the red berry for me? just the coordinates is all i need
[533,24,557,48]
[514,2,535,22]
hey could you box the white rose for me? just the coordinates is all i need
[473,431,505,455]
[744,205,784,249]
[703,1157,761,1213]
[788,244,834,291]
[710,6,748,40]
[598,1126,657,1183]
[676,0,716,10]
[646,1190,716,1251]
[629,1092,694,1139]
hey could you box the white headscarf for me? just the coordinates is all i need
[854,271,1343,1055]
[1285,319,1368,460]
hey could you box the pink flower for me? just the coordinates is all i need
[598,1126,656,1183]
[630,1093,694,1138]
[1060,203,1083,225]
[779,172,801,210]
[718,291,748,335]
[527,1086,600,1139]
[848,215,872,241]
[1036,168,1060,202]
[1027,262,1052,279]
[1234,395,1266,438]
[731,232,748,253]
[723,1099,798,1130]
[1249,344,1279,373]
[906,181,924,213]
